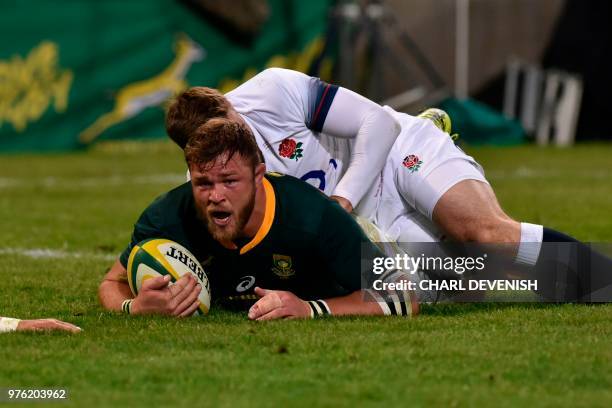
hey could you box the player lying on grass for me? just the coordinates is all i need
[166,68,612,301]
[99,119,417,319]
[0,316,81,333]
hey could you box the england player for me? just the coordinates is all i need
[166,67,400,213]
[0,316,81,333]
[166,68,496,244]
[165,68,612,300]
[98,119,416,318]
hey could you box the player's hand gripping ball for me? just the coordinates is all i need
[127,239,211,315]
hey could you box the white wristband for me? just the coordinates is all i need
[121,299,134,314]
[307,300,331,318]
[0,317,21,333]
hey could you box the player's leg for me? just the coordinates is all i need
[393,111,612,300]
[406,109,520,244]
[418,161,612,301]
[377,115,496,281]
[431,171,519,243]
[388,115,498,241]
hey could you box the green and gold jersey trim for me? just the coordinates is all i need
[239,177,276,255]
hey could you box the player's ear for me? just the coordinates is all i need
[254,162,266,183]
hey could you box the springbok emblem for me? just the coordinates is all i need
[79,34,205,144]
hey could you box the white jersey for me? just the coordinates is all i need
[225,68,487,245]
[226,68,400,206]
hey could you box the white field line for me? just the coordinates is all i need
[0,167,609,190]
[0,173,186,190]
[0,247,116,262]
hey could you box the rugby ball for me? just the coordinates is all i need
[127,238,211,315]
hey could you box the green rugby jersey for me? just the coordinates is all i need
[120,173,379,310]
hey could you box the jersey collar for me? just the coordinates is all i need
[239,177,275,255]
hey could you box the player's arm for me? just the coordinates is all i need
[318,201,418,316]
[253,68,400,211]
[98,203,201,316]
[98,258,201,317]
[248,201,418,320]
[0,316,81,333]
[98,259,135,312]
[248,287,384,320]
[321,89,400,211]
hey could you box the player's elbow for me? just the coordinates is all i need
[367,106,400,140]
[98,281,109,309]
[382,106,401,136]
[98,279,115,310]
[466,226,497,243]
[98,261,130,311]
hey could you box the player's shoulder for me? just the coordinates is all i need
[381,105,417,129]
[228,68,312,103]
[149,181,192,208]
[252,68,311,84]
[266,173,369,245]
[266,172,331,232]
[139,182,194,227]
[266,171,326,201]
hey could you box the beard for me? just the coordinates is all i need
[196,187,256,243]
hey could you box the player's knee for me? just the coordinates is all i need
[468,224,498,243]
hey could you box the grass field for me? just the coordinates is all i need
[1,141,611,407]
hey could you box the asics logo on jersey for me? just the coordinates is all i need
[236,275,256,292]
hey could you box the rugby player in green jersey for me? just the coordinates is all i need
[99,118,416,319]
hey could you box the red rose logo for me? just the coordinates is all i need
[279,138,297,158]
[402,154,423,172]
[278,138,303,161]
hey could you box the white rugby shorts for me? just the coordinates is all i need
[358,113,488,243]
